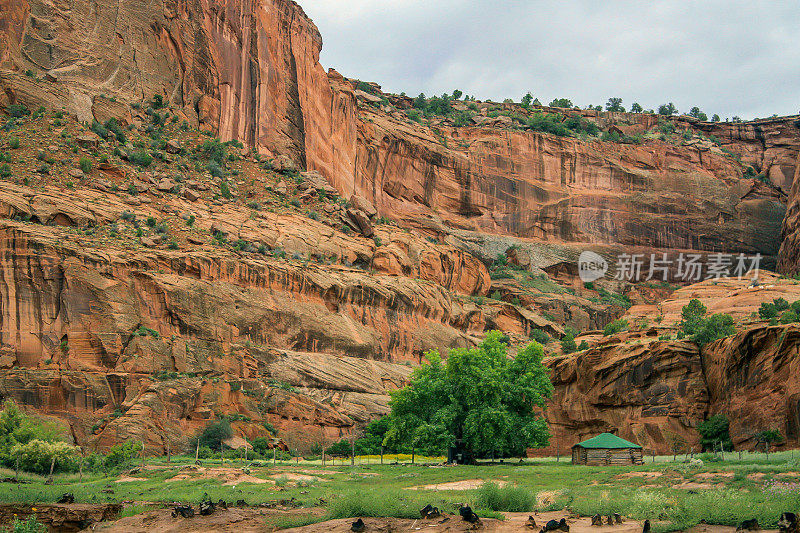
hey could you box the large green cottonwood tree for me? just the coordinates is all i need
[384,331,553,458]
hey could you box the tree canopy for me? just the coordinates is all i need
[606,97,624,112]
[697,414,733,451]
[384,331,553,458]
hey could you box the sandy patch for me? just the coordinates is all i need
[270,474,320,482]
[673,481,716,490]
[615,471,663,479]
[695,471,734,479]
[747,473,766,481]
[165,466,273,486]
[409,479,506,491]
[299,469,342,475]
[776,472,800,477]
[536,490,564,508]
[116,476,147,483]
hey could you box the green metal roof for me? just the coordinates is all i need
[572,433,642,449]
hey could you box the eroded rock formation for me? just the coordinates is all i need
[0,0,799,455]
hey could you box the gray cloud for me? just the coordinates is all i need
[302,0,800,119]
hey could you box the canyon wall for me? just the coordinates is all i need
[0,0,799,455]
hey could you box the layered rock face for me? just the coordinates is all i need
[2,0,797,263]
[0,0,339,168]
[324,94,793,261]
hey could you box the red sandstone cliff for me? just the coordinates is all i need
[0,0,799,455]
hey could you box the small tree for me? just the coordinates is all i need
[658,102,678,116]
[689,107,708,121]
[665,431,688,461]
[521,92,533,108]
[754,429,782,455]
[697,414,732,452]
[630,102,643,113]
[452,89,463,100]
[712,114,720,122]
[560,333,577,354]
[549,98,573,108]
[606,97,624,112]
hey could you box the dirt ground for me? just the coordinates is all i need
[409,479,507,491]
[164,466,273,485]
[86,507,785,533]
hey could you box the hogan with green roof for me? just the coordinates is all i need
[571,433,644,465]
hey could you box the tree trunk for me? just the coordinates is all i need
[380,446,383,465]
[411,449,415,464]
[195,440,200,464]
[273,447,276,466]
[48,455,56,481]
[351,439,355,466]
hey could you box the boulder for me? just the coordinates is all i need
[76,134,100,149]
[344,209,374,238]
[183,189,200,201]
[349,194,377,218]
[157,178,176,192]
[272,155,297,174]
[166,140,182,154]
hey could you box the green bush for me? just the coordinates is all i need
[529,329,550,344]
[190,419,233,450]
[103,441,142,469]
[78,156,92,173]
[578,340,589,350]
[7,105,30,119]
[691,314,735,346]
[774,297,790,311]
[759,302,777,319]
[8,136,20,149]
[780,310,798,324]
[10,439,76,475]
[603,319,628,336]
[219,180,232,199]
[560,334,577,354]
[476,482,535,512]
[128,151,153,167]
[207,161,225,179]
[697,414,732,451]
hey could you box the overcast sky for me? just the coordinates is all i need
[302,1,799,120]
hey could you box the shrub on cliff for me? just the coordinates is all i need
[603,319,628,336]
[529,329,550,344]
[690,313,735,346]
[658,102,678,116]
[759,302,777,319]
[560,333,577,354]
[680,298,707,334]
[384,331,553,459]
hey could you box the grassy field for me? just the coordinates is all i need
[1,452,799,531]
